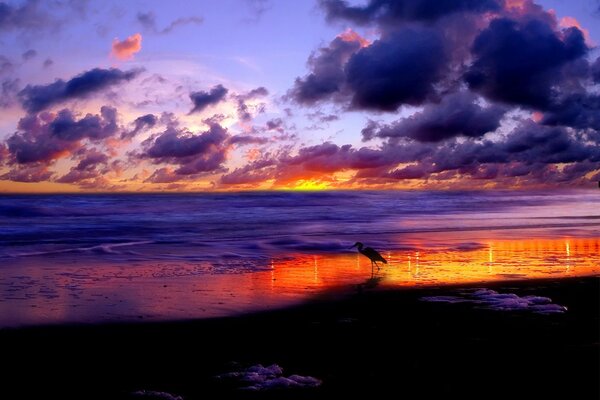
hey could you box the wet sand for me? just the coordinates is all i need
[2,236,599,327]
[2,275,598,400]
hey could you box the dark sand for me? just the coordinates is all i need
[2,276,598,400]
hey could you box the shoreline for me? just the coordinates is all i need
[3,275,598,399]
[2,273,598,331]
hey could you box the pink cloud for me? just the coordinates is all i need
[559,16,594,46]
[337,29,370,48]
[111,33,142,60]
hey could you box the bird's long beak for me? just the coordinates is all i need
[349,244,357,249]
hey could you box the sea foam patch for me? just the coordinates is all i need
[131,389,183,400]
[216,363,322,390]
[421,289,567,314]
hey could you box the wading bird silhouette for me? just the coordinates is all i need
[351,242,387,276]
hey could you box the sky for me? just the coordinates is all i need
[0,0,599,192]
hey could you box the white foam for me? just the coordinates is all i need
[216,363,322,390]
[132,389,183,400]
[421,289,567,314]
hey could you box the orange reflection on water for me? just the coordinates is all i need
[267,237,600,292]
[1,237,598,327]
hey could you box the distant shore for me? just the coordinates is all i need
[2,275,598,400]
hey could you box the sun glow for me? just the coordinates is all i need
[291,180,330,191]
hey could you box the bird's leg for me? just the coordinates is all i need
[375,261,381,271]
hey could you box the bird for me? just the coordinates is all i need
[350,242,387,275]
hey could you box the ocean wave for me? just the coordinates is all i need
[4,241,153,258]
[1,191,598,264]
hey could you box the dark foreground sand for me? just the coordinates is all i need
[2,276,598,400]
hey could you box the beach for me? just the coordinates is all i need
[1,191,598,399]
[2,276,598,399]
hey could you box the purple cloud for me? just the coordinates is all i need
[137,11,203,34]
[362,92,507,142]
[18,68,141,113]
[189,84,228,114]
[122,114,158,139]
[319,0,501,26]
[139,121,230,176]
[465,17,588,109]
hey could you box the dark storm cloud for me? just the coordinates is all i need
[319,0,501,26]
[500,121,598,164]
[189,84,228,114]
[18,68,141,113]
[122,113,158,139]
[465,17,588,109]
[137,11,203,35]
[542,94,600,131]
[346,29,445,111]
[362,92,507,142]
[592,56,600,83]
[290,28,446,111]
[139,122,229,175]
[50,106,118,141]
[289,35,362,105]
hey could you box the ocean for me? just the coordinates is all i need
[1,190,599,327]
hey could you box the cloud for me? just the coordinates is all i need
[362,92,507,142]
[43,58,53,68]
[50,106,118,141]
[6,107,120,164]
[541,94,600,131]
[122,113,158,139]
[465,17,588,109]
[229,135,269,146]
[319,0,501,26]
[290,27,446,111]
[56,148,110,184]
[289,33,363,106]
[18,67,141,113]
[0,163,52,182]
[7,113,79,164]
[139,121,230,175]
[189,84,228,114]
[220,116,600,188]
[111,33,143,60]
[137,11,203,34]
[243,0,272,23]
[220,158,279,185]
[236,86,268,121]
[21,49,37,61]
[0,55,13,75]
[592,56,600,83]
[348,28,446,111]
[0,0,56,32]
[1,78,19,107]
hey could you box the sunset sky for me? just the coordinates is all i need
[0,0,599,192]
